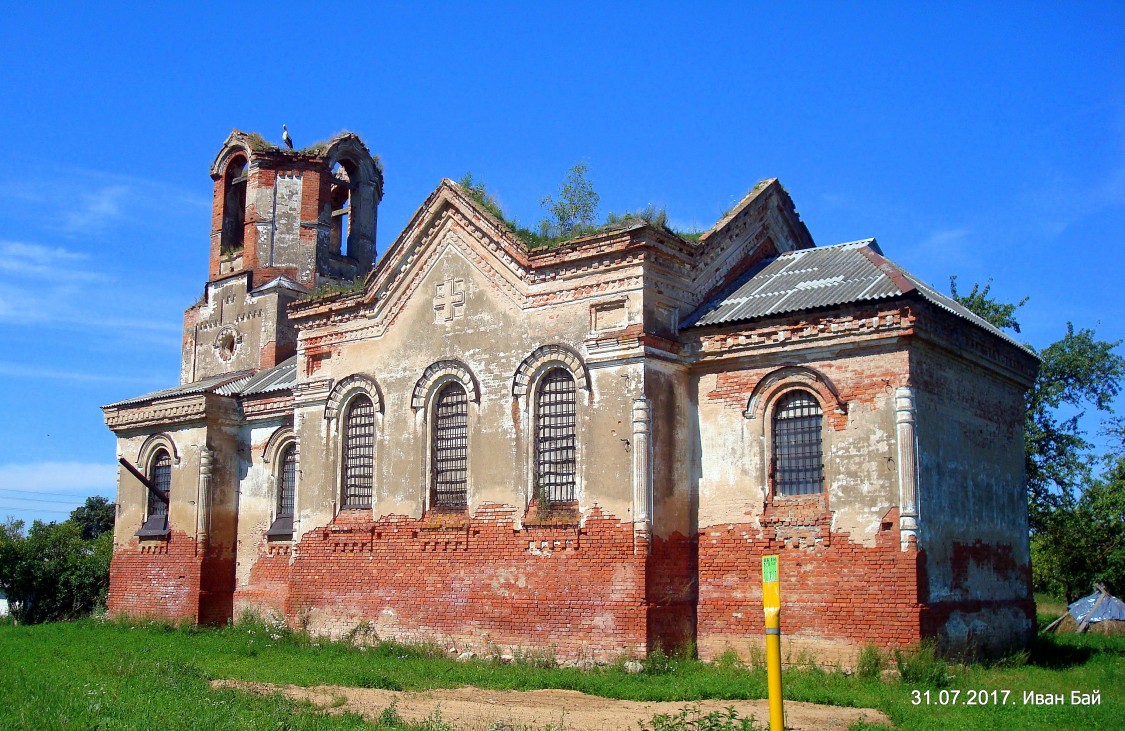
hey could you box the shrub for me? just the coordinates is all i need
[855,644,886,679]
[894,641,950,687]
[638,704,764,731]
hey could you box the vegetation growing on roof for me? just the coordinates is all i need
[458,171,705,251]
[244,132,273,152]
[538,162,600,240]
[300,277,365,302]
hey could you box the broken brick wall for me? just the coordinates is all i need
[910,311,1037,655]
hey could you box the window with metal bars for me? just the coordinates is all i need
[431,382,468,509]
[137,448,172,537]
[772,391,824,496]
[148,450,171,518]
[535,368,577,503]
[268,443,297,537]
[342,396,375,508]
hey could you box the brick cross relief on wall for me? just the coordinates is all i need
[433,277,466,323]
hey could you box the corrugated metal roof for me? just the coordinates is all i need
[235,356,298,396]
[104,370,255,408]
[685,239,1031,353]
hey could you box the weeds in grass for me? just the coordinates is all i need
[638,704,764,731]
[894,640,950,687]
[715,647,743,669]
[378,700,408,727]
[855,645,886,679]
[513,646,557,669]
[645,644,674,675]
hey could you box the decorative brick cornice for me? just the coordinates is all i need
[104,395,210,431]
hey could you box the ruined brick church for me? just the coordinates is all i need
[103,130,1038,663]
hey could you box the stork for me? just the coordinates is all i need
[282,124,293,150]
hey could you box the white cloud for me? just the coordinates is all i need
[59,185,130,232]
[0,240,101,281]
[0,462,117,495]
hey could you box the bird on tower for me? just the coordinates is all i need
[282,124,293,149]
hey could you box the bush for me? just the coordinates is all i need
[0,518,111,623]
[855,644,886,679]
[894,641,950,687]
[638,704,764,731]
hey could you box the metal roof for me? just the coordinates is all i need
[235,356,298,396]
[104,370,255,408]
[685,239,1031,352]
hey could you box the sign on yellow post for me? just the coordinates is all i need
[762,554,784,731]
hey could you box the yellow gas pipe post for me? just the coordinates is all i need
[762,554,784,731]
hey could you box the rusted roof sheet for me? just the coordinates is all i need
[234,356,297,396]
[104,370,255,408]
[685,239,1030,352]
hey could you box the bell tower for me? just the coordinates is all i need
[181,129,384,383]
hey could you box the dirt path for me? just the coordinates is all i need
[213,679,892,730]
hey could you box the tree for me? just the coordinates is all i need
[950,278,1125,601]
[69,495,116,540]
[949,278,1125,529]
[539,162,599,237]
[0,518,112,623]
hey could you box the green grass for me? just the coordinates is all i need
[0,615,1121,730]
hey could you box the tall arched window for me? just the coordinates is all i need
[148,449,171,518]
[772,391,824,496]
[220,156,247,254]
[342,395,375,508]
[535,368,577,504]
[268,443,297,536]
[431,382,468,509]
[136,448,171,537]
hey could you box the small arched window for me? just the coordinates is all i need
[534,368,577,504]
[220,156,248,255]
[772,391,824,496]
[137,448,171,537]
[328,162,351,256]
[268,443,297,537]
[431,382,468,509]
[342,395,375,508]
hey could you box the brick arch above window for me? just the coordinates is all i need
[209,135,254,179]
[136,432,181,470]
[262,425,295,464]
[325,374,383,421]
[744,365,847,430]
[411,360,479,410]
[512,344,589,398]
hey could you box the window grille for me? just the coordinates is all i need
[431,383,468,508]
[148,450,171,517]
[535,368,577,503]
[342,396,375,507]
[772,391,824,496]
[278,444,296,517]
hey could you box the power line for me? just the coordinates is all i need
[0,506,75,515]
[0,495,89,506]
[0,488,110,499]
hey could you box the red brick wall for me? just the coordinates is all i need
[279,505,649,659]
[107,532,203,623]
[234,543,292,617]
[697,509,923,656]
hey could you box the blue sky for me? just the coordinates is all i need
[0,3,1122,524]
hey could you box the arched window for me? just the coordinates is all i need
[772,391,824,496]
[431,382,468,509]
[534,368,577,504]
[342,395,375,508]
[268,443,297,537]
[220,156,247,255]
[137,448,171,537]
[328,162,351,256]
